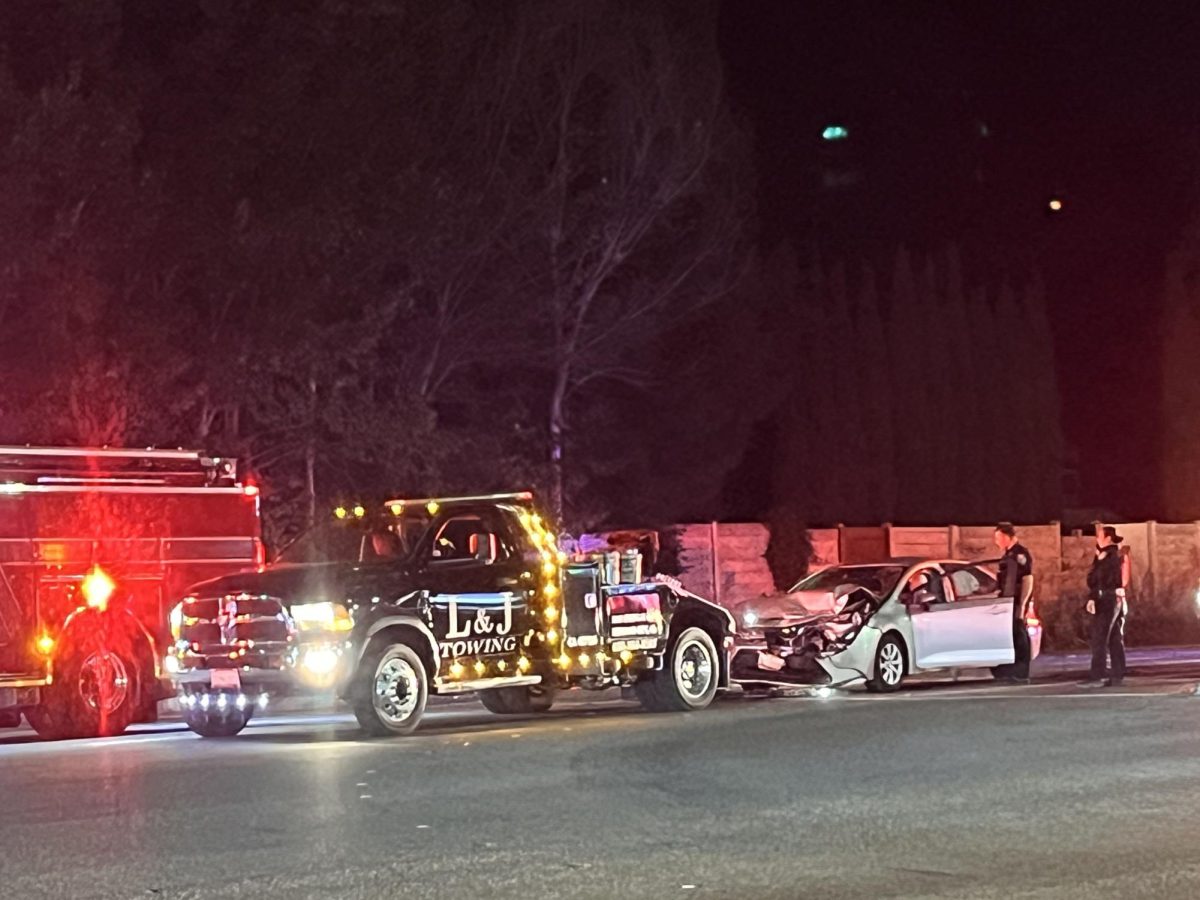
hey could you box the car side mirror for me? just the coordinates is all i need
[906,589,935,610]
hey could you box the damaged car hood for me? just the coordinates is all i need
[735,588,878,627]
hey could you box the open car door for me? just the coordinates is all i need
[908,565,1014,668]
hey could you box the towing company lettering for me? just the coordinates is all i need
[439,596,517,658]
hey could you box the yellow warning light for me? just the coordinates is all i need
[426,501,440,516]
[352,505,366,518]
[619,650,634,664]
[578,652,591,666]
[557,653,571,669]
[543,583,558,599]
[546,628,559,643]
[473,660,486,676]
[334,506,348,519]
[389,503,404,516]
[517,656,531,672]
[543,605,558,622]
[449,661,465,678]
[36,634,55,655]
[81,566,116,612]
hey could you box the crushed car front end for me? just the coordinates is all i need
[731,586,887,689]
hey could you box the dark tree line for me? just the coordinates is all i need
[763,243,1065,528]
[0,1,1075,548]
[0,0,750,544]
[1162,211,1200,519]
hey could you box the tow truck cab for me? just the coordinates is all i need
[0,446,262,739]
[169,492,734,737]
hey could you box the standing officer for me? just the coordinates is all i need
[993,523,1034,683]
[1081,526,1127,687]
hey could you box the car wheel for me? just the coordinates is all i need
[866,634,906,693]
[352,642,428,736]
[480,683,556,715]
[184,696,251,737]
[635,626,720,712]
[27,629,140,740]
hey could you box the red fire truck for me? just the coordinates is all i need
[0,446,262,739]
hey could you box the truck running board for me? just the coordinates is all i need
[434,674,542,694]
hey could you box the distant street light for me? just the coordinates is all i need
[1048,198,1064,212]
[822,124,849,141]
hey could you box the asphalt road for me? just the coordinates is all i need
[5,665,1200,900]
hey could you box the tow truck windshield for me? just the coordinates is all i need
[274,518,430,565]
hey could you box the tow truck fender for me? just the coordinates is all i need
[354,615,440,677]
[663,586,736,687]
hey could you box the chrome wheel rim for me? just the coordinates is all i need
[879,642,904,686]
[373,656,420,727]
[675,637,714,702]
[78,651,130,714]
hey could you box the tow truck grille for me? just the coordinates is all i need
[179,594,291,668]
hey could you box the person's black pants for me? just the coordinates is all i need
[1089,593,1126,682]
[1010,608,1031,679]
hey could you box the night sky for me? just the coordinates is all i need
[719,1,1200,518]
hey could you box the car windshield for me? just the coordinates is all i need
[789,565,907,598]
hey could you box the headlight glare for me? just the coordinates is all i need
[290,601,353,633]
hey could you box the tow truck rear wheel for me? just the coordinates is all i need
[635,626,719,713]
[27,629,140,740]
[352,641,428,736]
[479,683,556,715]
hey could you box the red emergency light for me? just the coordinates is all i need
[81,565,116,612]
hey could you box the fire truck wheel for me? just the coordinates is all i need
[352,642,428,736]
[27,630,140,740]
[478,683,556,715]
[635,626,719,713]
[184,699,251,737]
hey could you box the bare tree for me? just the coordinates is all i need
[495,1,751,525]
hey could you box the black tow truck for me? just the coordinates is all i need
[167,492,734,737]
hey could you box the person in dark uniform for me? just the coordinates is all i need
[1081,526,1127,687]
[993,523,1034,683]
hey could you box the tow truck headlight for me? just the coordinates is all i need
[291,601,353,633]
[742,610,759,628]
[301,646,340,676]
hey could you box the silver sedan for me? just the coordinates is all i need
[729,559,1044,691]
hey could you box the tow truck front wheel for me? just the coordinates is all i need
[635,627,719,713]
[352,642,428,736]
[27,631,140,740]
[184,696,251,738]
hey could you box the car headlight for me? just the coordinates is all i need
[290,601,353,633]
[742,610,759,628]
